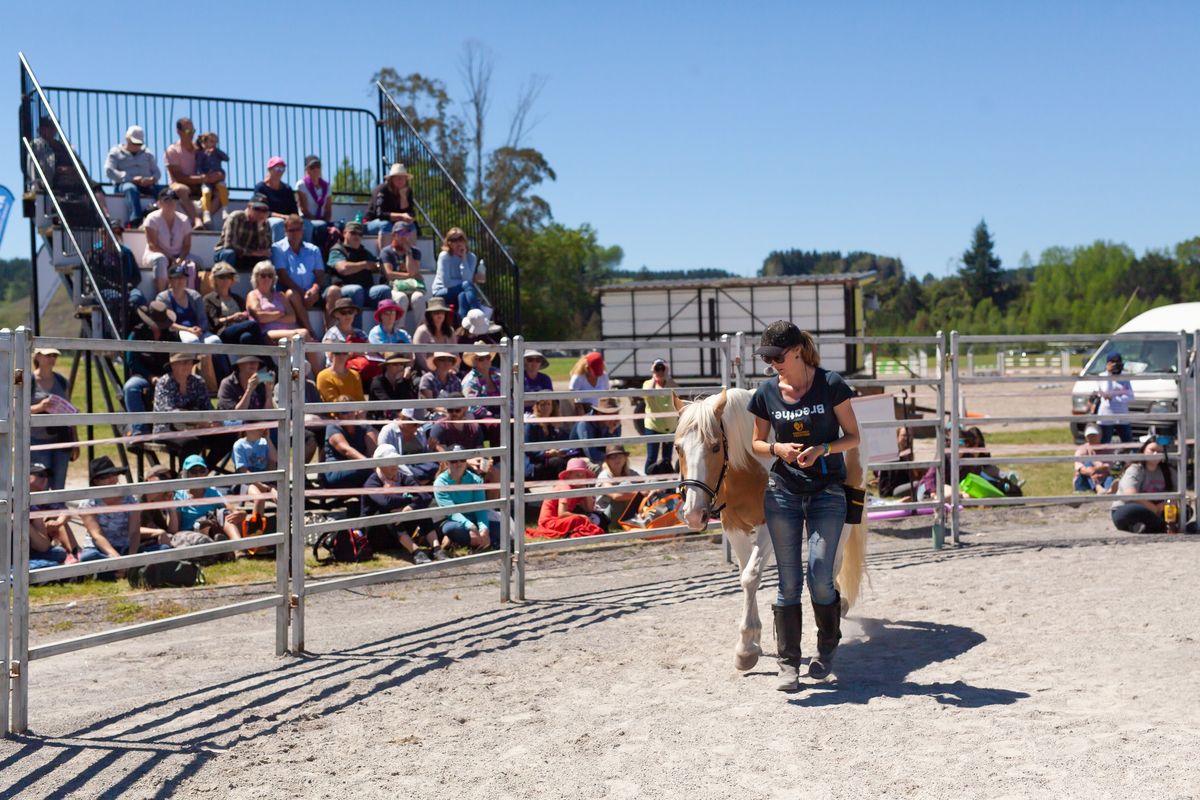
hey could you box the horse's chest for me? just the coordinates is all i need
[720,465,768,531]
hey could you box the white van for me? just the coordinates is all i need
[1070,303,1198,443]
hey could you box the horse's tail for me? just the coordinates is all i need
[834,446,869,612]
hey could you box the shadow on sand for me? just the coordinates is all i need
[790,616,1028,708]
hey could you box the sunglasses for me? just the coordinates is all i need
[335,309,356,316]
[270,166,286,173]
[760,349,790,365]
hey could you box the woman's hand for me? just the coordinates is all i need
[772,442,805,465]
[796,446,823,469]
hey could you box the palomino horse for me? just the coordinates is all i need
[672,388,867,670]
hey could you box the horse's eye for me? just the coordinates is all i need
[674,444,681,453]
[711,443,720,454]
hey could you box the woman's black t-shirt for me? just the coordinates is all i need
[748,368,853,494]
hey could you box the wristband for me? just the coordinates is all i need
[822,442,831,457]
[769,442,777,458]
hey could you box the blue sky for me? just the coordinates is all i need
[2,1,1197,278]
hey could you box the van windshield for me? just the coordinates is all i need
[1083,337,1191,376]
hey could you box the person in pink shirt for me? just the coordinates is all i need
[164,117,221,228]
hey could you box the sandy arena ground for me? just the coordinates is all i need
[1,504,1198,799]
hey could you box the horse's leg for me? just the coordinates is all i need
[726,529,762,671]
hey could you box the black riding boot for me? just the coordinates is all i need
[808,592,842,680]
[773,604,804,692]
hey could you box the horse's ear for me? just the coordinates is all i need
[713,388,728,417]
[671,392,686,413]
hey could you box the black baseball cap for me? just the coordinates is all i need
[753,320,805,359]
[248,193,271,211]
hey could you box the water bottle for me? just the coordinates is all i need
[354,212,363,224]
[1164,499,1180,534]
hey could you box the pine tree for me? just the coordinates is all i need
[959,219,1003,307]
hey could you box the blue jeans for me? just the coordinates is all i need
[1100,424,1133,444]
[329,282,392,310]
[321,467,370,489]
[1075,473,1114,492]
[118,181,166,225]
[124,374,151,435]
[217,319,262,348]
[763,483,847,607]
[79,542,172,563]
[434,282,484,316]
[31,443,71,491]
[269,217,313,243]
[30,546,67,570]
[643,440,676,472]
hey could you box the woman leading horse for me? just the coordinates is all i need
[748,321,861,691]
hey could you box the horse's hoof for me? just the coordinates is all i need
[734,651,760,671]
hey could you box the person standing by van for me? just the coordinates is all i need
[1096,353,1134,445]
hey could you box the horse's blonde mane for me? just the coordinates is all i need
[676,388,760,473]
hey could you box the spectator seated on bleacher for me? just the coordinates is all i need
[106,223,149,309]
[326,220,389,315]
[369,353,417,410]
[152,352,214,461]
[317,350,365,403]
[462,350,501,446]
[215,193,273,272]
[524,397,580,481]
[411,297,456,373]
[433,450,497,552]
[124,301,183,437]
[362,443,439,562]
[1075,423,1115,494]
[104,125,164,228]
[29,462,81,569]
[163,117,211,227]
[296,155,332,253]
[368,298,412,350]
[455,309,502,356]
[257,156,309,243]
[418,353,463,401]
[366,163,417,249]
[271,214,325,337]
[321,397,377,490]
[522,350,553,397]
[380,223,426,326]
[77,456,171,564]
[193,131,229,225]
[245,260,323,375]
[529,457,607,540]
[204,262,262,348]
[432,228,488,317]
[175,455,246,547]
[571,396,622,464]
[429,393,483,453]
[378,412,438,483]
[28,115,86,197]
[157,264,222,388]
[143,188,201,293]
[218,355,272,415]
[322,297,374,376]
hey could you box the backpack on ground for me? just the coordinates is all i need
[128,560,206,589]
[313,528,374,565]
[241,512,272,557]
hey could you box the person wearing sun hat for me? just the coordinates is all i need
[369,352,417,410]
[30,345,77,490]
[418,351,463,400]
[362,442,440,563]
[522,349,553,395]
[527,457,607,539]
[412,295,457,372]
[462,350,501,424]
[368,298,412,365]
[365,163,418,248]
[151,351,212,440]
[77,456,172,564]
[123,300,183,436]
[596,444,644,523]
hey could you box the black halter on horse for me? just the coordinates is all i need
[677,419,730,516]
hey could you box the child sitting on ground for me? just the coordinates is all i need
[194,131,229,225]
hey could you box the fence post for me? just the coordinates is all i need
[273,339,291,656]
[933,331,946,550]
[288,335,307,654]
[732,331,745,389]
[9,328,31,734]
[948,331,961,546]
[1193,329,1199,526]
[1176,332,1189,526]
[498,339,512,603]
[720,335,732,564]
[511,336,527,601]
[1060,349,1071,376]
[0,330,13,736]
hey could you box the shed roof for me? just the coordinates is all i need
[598,272,876,293]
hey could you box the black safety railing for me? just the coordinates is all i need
[20,54,126,338]
[377,83,521,332]
[24,81,379,199]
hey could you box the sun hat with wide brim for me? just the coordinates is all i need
[383,352,414,366]
[462,308,502,337]
[373,298,405,323]
[431,352,460,368]
[137,300,177,330]
[88,456,124,482]
[425,296,451,314]
[463,351,496,367]
[594,397,621,414]
[558,457,594,481]
[169,352,199,364]
[235,355,263,367]
[33,347,62,358]
[387,163,411,179]
[524,350,550,369]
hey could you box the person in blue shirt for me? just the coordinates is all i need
[175,454,247,552]
[271,213,326,337]
[433,453,498,552]
[233,426,276,519]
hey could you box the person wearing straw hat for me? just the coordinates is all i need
[369,353,417,411]
[30,346,78,490]
[78,457,171,566]
[123,301,182,436]
[570,395,622,464]
[596,444,644,524]
[418,352,463,400]
[462,350,501,414]
[522,350,553,395]
[151,352,214,459]
[366,163,417,250]
[412,296,457,372]
[528,457,606,540]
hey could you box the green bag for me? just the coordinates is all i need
[959,472,1005,499]
[128,560,207,589]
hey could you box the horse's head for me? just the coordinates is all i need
[674,388,729,531]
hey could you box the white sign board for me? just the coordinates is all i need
[850,394,898,464]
